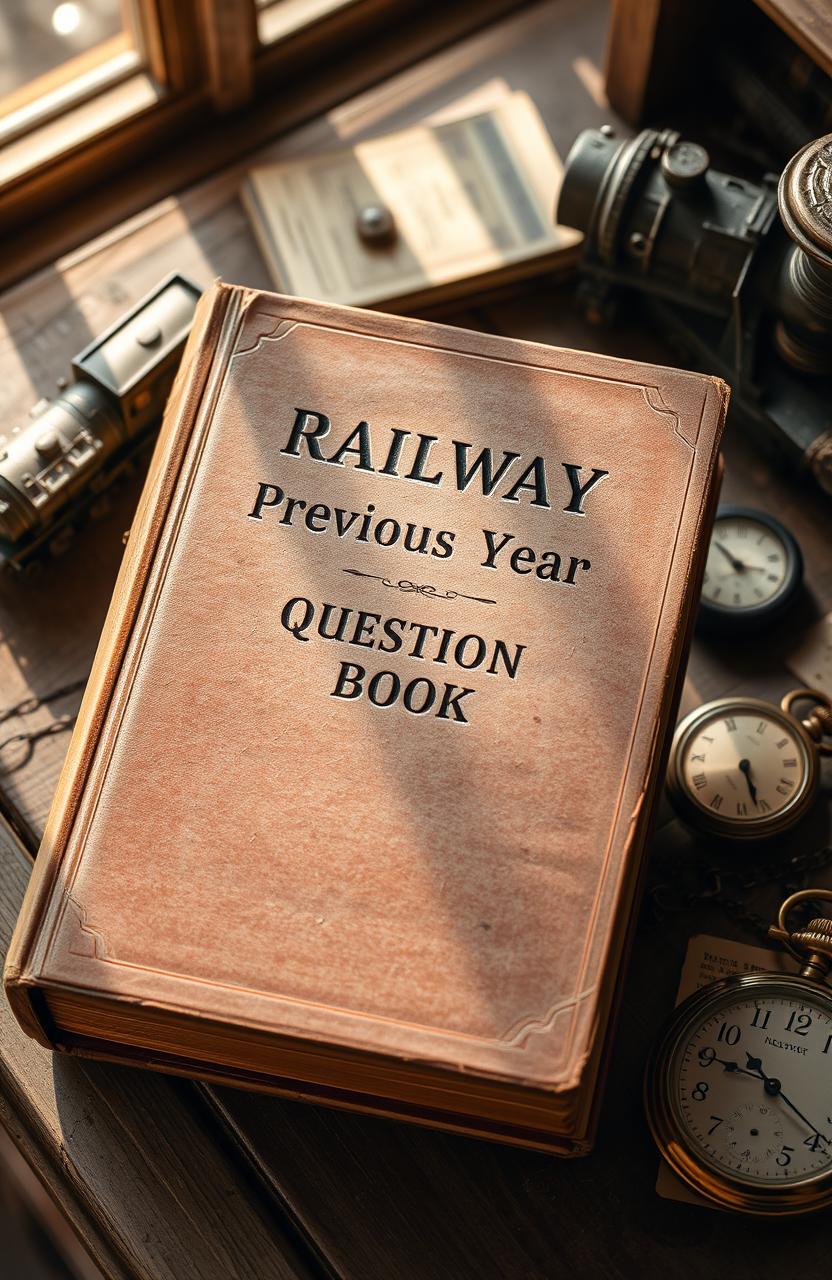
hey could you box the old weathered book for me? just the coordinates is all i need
[5,283,727,1154]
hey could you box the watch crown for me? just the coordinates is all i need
[790,916,832,959]
[770,890,832,983]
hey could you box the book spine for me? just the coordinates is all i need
[3,281,240,1047]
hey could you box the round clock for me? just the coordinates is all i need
[646,890,832,1215]
[666,690,830,840]
[698,506,803,634]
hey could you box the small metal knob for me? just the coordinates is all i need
[356,203,397,247]
[661,140,709,190]
[136,324,162,349]
[35,429,62,461]
[791,917,832,959]
[791,917,832,982]
[770,889,832,983]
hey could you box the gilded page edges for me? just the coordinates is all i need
[3,280,239,1045]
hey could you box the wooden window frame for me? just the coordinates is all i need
[0,34,141,149]
[604,0,832,126]
[0,0,527,285]
[0,0,208,231]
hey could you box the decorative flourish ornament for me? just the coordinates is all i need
[342,567,496,605]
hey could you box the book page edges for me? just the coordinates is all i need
[2,280,240,1047]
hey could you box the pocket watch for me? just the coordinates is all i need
[646,889,832,1215]
[667,688,831,839]
[698,506,803,635]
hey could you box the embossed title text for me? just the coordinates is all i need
[246,409,610,724]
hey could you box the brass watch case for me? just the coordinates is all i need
[666,696,818,840]
[645,972,832,1215]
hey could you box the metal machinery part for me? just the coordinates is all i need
[0,274,201,568]
[776,135,832,375]
[557,128,832,498]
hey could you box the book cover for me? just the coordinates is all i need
[5,282,727,1153]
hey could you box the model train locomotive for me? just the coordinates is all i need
[0,274,201,570]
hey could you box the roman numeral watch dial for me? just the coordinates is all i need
[667,691,831,839]
[698,506,803,635]
[646,890,832,1214]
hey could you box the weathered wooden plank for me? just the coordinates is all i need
[0,1121,104,1280]
[603,0,707,126]
[0,820,318,1280]
[756,0,832,76]
[0,1124,89,1280]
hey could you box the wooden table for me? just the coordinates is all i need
[1,3,831,1276]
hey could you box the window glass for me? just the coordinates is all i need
[0,1,133,114]
[256,0,358,47]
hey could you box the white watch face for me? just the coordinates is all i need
[672,984,832,1185]
[680,707,808,824]
[701,516,788,609]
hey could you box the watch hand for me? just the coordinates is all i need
[744,1052,829,1142]
[720,563,766,578]
[713,541,746,573]
[738,758,758,804]
[745,1053,783,1098]
[711,1054,758,1078]
[779,1094,829,1143]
